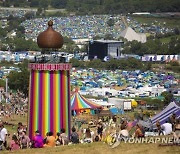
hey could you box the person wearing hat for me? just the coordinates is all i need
[0,122,8,150]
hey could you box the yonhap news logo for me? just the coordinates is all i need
[123,137,180,144]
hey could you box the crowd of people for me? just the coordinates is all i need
[0,112,179,151]
[0,91,27,121]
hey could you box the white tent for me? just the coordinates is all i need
[120,27,146,43]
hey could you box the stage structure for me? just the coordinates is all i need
[28,21,71,139]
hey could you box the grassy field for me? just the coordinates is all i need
[132,16,180,28]
[1,113,180,154]
[159,35,180,43]
[1,142,180,154]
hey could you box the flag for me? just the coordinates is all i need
[104,56,109,61]
[161,56,164,62]
[145,56,149,61]
[153,55,157,61]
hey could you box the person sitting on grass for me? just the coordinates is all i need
[43,132,49,144]
[119,123,129,141]
[156,121,172,136]
[134,124,144,138]
[17,122,26,139]
[19,131,30,149]
[60,128,69,145]
[70,127,79,144]
[94,135,100,142]
[9,135,20,151]
[156,121,164,135]
[43,132,56,147]
[84,128,94,143]
[32,130,43,148]
[169,113,177,132]
[173,118,180,145]
[56,132,61,146]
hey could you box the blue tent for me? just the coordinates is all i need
[110,107,124,115]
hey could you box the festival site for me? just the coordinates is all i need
[0,1,180,154]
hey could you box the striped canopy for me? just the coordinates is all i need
[71,92,101,110]
[151,101,180,125]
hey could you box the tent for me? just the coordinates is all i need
[98,109,112,117]
[131,99,138,107]
[150,101,180,125]
[120,27,146,43]
[109,107,124,115]
[71,91,101,115]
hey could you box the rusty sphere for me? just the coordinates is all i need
[37,20,64,49]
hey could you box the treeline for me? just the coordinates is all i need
[122,36,180,56]
[165,61,180,73]
[70,58,151,71]
[1,0,180,14]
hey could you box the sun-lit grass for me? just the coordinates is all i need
[2,114,27,135]
[132,16,180,28]
[1,113,180,154]
[1,142,180,154]
[159,35,180,43]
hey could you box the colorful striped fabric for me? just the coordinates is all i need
[28,70,71,139]
[71,91,101,110]
[150,101,180,125]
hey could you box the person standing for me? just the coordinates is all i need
[97,122,103,141]
[0,122,8,150]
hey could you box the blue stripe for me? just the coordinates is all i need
[153,108,179,124]
[152,106,176,122]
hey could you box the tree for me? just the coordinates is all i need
[105,59,119,70]
[0,28,7,39]
[87,59,104,69]
[107,18,115,27]
[39,0,49,9]
[17,26,25,34]
[93,35,103,40]
[69,58,84,68]
[51,0,67,8]
[30,0,39,7]
[0,79,5,88]
[36,7,43,16]
[8,68,29,97]
[104,34,114,40]
[13,37,39,51]
[161,91,173,106]
[174,27,180,35]
[24,12,35,20]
